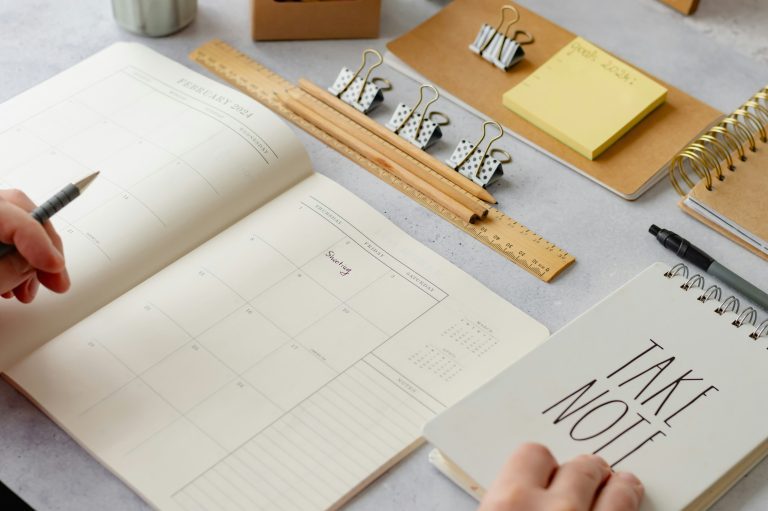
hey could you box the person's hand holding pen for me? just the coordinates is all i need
[0,189,70,302]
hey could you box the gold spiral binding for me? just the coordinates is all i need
[668,84,768,195]
[743,100,768,125]
[705,128,744,164]
[731,108,767,143]
[670,150,712,194]
[754,90,768,107]
[720,117,757,151]
[696,135,734,170]
[688,143,723,181]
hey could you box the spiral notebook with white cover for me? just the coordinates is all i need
[424,263,768,511]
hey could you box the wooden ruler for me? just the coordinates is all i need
[190,40,575,282]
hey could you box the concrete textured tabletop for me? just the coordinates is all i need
[1,0,768,509]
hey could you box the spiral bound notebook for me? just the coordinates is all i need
[424,262,768,511]
[669,85,768,261]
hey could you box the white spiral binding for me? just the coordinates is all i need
[664,263,767,340]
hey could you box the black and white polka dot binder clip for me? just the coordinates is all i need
[385,84,449,150]
[469,5,534,71]
[328,49,391,114]
[446,121,511,188]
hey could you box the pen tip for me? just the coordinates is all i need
[74,171,100,192]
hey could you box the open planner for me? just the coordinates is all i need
[386,0,722,199]
[0,43,550,510]
[425,263,768,511]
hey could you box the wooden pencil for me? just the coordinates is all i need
[289,92,489,219]
[298,79,498,205]
[278,92,480,224]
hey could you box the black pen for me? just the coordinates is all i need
[0,172,99,259]
[649,225,768,310]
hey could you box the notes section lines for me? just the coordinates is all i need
[173,359,435,511]
[364,355,446,413]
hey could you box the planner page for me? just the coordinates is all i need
[6,173,549,511]
[425,263,768,511]
[0,43,312,369]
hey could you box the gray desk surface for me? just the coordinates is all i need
[1,0,768,509]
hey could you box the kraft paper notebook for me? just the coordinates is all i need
[0,43,550,510]
[667,85,768,261]
[424,263,768,511]
[386,0,722,199]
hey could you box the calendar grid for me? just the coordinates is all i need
[1,47,522,511]
[0,67,285,265]
[56,194,449,511]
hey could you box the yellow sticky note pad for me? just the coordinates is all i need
[502,37,667,160]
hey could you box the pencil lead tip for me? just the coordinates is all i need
[74,171,99,193]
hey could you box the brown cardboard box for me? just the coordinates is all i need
[251,0,381,41]
[658,0,699,15]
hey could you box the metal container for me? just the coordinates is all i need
[112,0,197,37]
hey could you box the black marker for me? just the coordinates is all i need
[649,225,768,310]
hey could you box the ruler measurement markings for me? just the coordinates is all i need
[190,41,574,282]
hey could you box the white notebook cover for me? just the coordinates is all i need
[424,263,768,511]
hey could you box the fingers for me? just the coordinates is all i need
[549,454,611,511]
[0,196,65,273]
[480,445,643,511]
[0,189,70,299]
[478,444,558,511]
[38,208,65,257]
[1,188,66,264]
[496,443,559,489]
[37,267,70,294]
[11,275,40,304]
[593,472,644,511]
[0,250,34,294]
[0,189,36,210]
[36,209,70,293]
